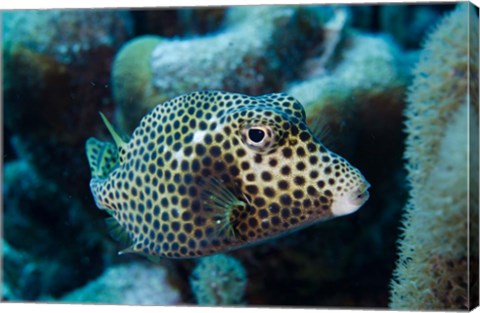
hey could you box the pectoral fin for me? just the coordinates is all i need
[201,177,246,239]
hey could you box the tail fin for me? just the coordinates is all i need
[86,137,120,179]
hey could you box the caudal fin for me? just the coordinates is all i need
[85,137,120,179]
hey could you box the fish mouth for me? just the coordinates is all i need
[348,182,371,207]
[331,181,371,216]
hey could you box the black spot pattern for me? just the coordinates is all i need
[89,91,369,259]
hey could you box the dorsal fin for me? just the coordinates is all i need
[85,137,120,178]
[99,112,129,165]
[99,112,127,148]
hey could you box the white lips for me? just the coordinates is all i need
[331,183,371,216]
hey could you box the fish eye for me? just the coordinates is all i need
[248,128,265,143]
[242,125,274,151]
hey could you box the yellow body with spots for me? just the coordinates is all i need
[86,91,370,258]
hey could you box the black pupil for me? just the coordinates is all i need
[248,129,265,143]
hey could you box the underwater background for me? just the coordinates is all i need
[2,2,478,309]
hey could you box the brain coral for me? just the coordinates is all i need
[389,3,479,310]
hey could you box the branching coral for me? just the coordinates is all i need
[389,3,479,310]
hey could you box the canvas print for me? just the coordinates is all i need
[1,1,479,310]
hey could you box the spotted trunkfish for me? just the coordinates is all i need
[86,90,370,259]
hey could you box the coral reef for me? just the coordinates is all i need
[112,5,335,132]
[132,7,226,38]
[288,32,409,158]
[2,160,106,300]
[2,10,133,300]
[3,9,133,200]
[379,4,451,49]
[299,6,350,79]
[389,3,479,310]
[3,4,472,308]
[190,254,247,305]
[469,3,480,306]
[3,10,132,64]
[59,262,181,304]
[111,6,411,307]
[111,35,164,133]
[219,32,413,306]
[109,12,412,306]
[348,4,453,49]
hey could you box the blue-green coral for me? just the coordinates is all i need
[389,3,478,309]
[3,10,133,64]
[59,262,180,305]
[190,254,247,305]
